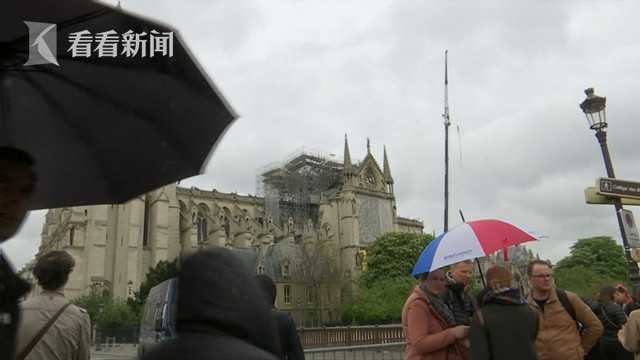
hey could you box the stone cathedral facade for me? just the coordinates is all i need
[34,137,423,325]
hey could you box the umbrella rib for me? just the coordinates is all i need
[20,71,117,198]
[35,66,196,169]
[0,73,10,143]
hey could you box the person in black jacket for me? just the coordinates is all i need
[256,274,305,360]
[0,147,36,360]
[442,260,476,326]
[583,295,604,360]
[594,285,633,360]
[469,265,538,360]
[141,248,280,360]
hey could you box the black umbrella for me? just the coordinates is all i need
[1,0,237,210]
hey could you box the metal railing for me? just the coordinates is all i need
[299,325,404,349]
[95,326,139,345]
[304,342,405,360]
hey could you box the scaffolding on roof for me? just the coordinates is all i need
[255,149,344,232]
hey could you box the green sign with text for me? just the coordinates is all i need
[597,178,640,200]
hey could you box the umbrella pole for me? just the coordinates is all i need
[475,258,487,288]
[459,209,487,288]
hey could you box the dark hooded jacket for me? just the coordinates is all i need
[593,300,626,344]
[141,248,280,360]
[470,288,539,360]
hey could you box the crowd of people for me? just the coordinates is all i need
[402,259,640,360]
[1,147,306,360]
[7,145,640,360]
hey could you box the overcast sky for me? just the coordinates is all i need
[4,0,640,269]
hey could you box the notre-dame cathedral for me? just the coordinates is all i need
[33,137,423,326]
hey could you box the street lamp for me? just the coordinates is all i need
[580,87,640,289]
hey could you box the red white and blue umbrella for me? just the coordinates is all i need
[411,219,539,277]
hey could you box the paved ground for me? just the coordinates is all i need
[91,344,137,360]
[305,349,403,360]
[89,343,404,360]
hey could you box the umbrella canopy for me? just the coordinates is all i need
[411,219,538,277]
[1,0,236,210]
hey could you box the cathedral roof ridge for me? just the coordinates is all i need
[176,186,264,202]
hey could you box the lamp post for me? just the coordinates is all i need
[580,87,640,289]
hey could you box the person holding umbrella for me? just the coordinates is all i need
[442,260,476,326]
[402,268,468,360]
[407,219,541,360]
[0,146,37,360]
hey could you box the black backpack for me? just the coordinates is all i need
[556,289,577,321]
[556,288,588,333]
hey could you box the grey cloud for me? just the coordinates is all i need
[5,0,640,269]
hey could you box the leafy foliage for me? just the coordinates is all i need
[74,259,179,329]
[554,266,620,298]
[72,292,139,330]
[360,232,433,287]
[133,259,179,307]
[554,236,628,297]
[72,291,110,327]
[95,299,140,330]
[342,277,415,324]
[555,236,627,280]
[342,232,432,324]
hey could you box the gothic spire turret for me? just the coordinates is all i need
[383,146,393,185]
[343,134,354,175]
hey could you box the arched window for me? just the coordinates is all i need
[355,249,367,270]
[143,196,152,247]
[282,261,291,278]
[283,285,292,304]
[197,213,208,244]
[222,207,231,237]
[196,204,210,244]
[306,286,314,304]
[69,226,75,246]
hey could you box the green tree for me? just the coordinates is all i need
[133,259,179,307]
[360,232,433,287]
[554,266,619,298]
[342,277,415,324]
[554,236,628,297]
[342,232,432,324]
[555,236,627,280]
[72,291,110,332]
[95,299,140,330]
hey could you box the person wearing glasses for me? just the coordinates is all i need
[526,260,603,360]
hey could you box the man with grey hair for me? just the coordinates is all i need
[16,250,91,360]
